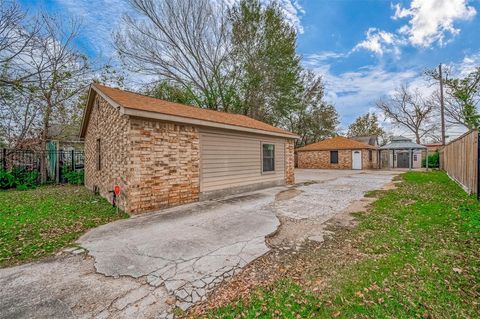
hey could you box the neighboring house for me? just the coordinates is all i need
[379,136,426,169]
[296,136,378,170]
[79,84,297,214]
[350,135,379,147]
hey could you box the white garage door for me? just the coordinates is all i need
[199,129,286,193]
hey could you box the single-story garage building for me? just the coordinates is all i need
[296,136,378,170]
[80,84,297,214]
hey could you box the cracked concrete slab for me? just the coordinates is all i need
[0,255,170,319]
[275,170,396,221]
[269,169,399,247]
[0,169,398,318]
[78,188,282,310]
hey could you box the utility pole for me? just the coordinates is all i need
[439,64,446,145]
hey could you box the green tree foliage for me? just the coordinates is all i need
[118,0,338,142]
[229,0,303,124]
[145,81,210,107]
[422,151,440,168]
[427,66,480,129]
[283,71,339,147]
[347,112,385,138]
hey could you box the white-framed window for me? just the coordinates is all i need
[262,143,275,172]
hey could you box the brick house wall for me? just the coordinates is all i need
[127,118,200,214]
[297,150,352,169]
[84,95,130,210]
[84,95,201,214]
[297,149,379,169]
[84,94,296,214]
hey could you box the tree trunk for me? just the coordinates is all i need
[40,102,52,183]
[415,130,421,144]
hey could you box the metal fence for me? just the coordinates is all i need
[1,148,84,183]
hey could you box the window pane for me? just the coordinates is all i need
[330,151,338,164]
[262,144,275,172]
[96,139,101,171]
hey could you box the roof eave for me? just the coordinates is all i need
[79,84,125,139]
[80,84,298,140]
[79,84,95,139]
[122,107,299,139]
[297,147,377,152]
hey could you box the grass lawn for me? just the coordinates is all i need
[201,172,480,318]
[0,185,128,267]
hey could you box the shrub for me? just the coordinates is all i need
[422,151,440,168]
[0,168,39,190]
[63,169,84,185]
[0,170,15,189]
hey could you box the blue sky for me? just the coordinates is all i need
[20,0,480,137]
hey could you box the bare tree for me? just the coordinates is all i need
[26,14,90,180]
[115,0,235,110]
[0,85,40,147]
[0,0,41,87]
[377,85,436,144]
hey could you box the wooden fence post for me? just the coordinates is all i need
[477,131,480,201]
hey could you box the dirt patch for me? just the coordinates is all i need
[267,217,332,248]
[275,188,303,201]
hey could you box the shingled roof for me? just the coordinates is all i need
[80,84,298,139]
[296,136,376,151]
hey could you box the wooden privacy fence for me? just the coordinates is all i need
[440,130,479,198]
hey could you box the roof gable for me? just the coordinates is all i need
[296,136,376,151]
[80,84,298,139]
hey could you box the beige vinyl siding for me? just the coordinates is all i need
[199,128,286,192]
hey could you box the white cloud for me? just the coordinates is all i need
[54,0,132,58]
[305,56,420,125]
[393,0,476,47]
[353,28,405,56]
[456,52,480,76]
[354,0,477,56]
[277,0,305,34]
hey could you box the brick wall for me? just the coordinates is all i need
[297,150,352,169]
[84,95,130,210]
[361,149,378,169]
[127,118,200,214]
[285,139,295,184]
[84,94,293,214]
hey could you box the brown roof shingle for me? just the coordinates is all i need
[89,84,297,138]
[296,136,376,151]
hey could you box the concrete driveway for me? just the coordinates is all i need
[0,169,398,319]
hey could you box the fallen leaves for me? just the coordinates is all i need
[452,267,463,274]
